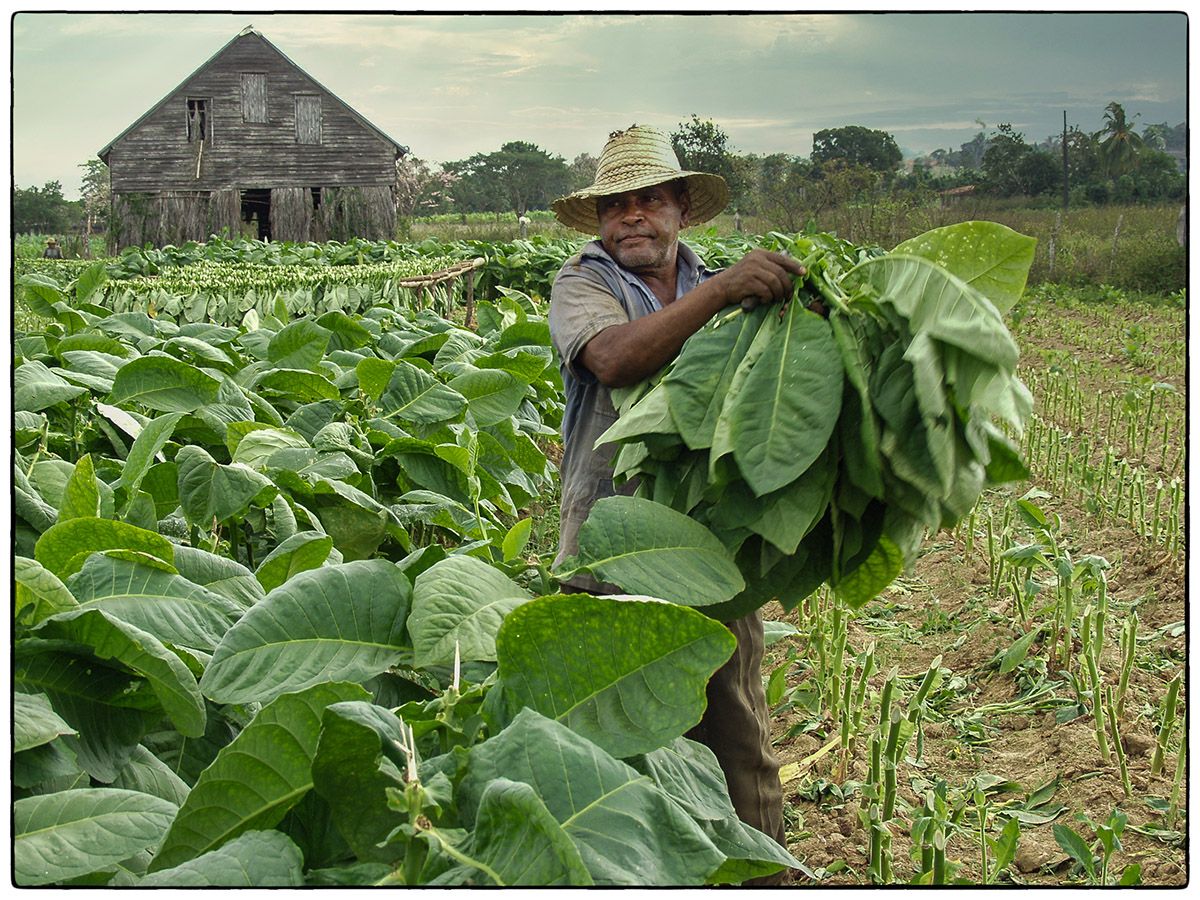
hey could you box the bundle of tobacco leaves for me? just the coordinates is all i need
[561,223,1036,620]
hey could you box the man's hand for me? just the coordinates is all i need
[712,250,806,311]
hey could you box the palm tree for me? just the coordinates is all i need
[1094,102,1144,177]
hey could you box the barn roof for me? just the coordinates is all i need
[97,27,407,162]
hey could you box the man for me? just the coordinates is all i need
[547,124,803,865]
[43,237,63,259]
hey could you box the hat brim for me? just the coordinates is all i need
[552,170,729,234]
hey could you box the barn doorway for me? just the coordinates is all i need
[240,189,271,241]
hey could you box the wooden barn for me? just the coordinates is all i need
[98,27,406,249]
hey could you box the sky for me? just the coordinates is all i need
[8,7,1190,199]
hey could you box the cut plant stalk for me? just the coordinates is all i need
[1082,608,1111,763]
[1150,673,1182,777]
[1104,685,1133,799]
[1166,714,1186,829]
[1115,613,1137,720]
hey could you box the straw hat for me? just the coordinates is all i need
[552,124,729,233]
[46,237,58,245]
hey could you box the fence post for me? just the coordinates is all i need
[1109,213,1124,274]
[465,269,476,329]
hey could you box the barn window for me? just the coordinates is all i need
[186,98,209,142]
[295,95,321,144]
[242,73,267,123]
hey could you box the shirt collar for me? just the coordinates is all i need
[581,239,708,301]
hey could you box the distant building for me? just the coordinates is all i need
[98,27,407,249]
[938,184,977,206]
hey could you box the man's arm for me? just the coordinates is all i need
[580,250,804,387]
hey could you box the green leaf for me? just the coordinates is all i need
[67,554,242,652]
[14,649,157,783]
[448,779,594,885]
[726,304,844,497]
[310,701,408,864]
[108,356,223,413]
[13,740,86,792]
[987,815,1021,878]
[15,360,88,412]
[36,608,206,737]
[892,221,1036,315]
[449,369,527,426]
[984,424,1031,484]
[999,625,1045,675]
[563,496,744,607]
[632,738,800,882]
[410,556,533,668]
[595,381,678,446]
[379,360,467,425]
[13,691,77,752]
[172,544,265,609]
[458,708,725,885]
[663,307,765,450]
[496,594,736,758]
[15,556,80,625]
[14,788,177,886]
[846,253,1019,370]
[1053,823,1096,880]
[176,445,277,526]
[110,744,191,808]
[58,454,102,521]
[74,260,110,303]
[117,412,184,495]
[201,560,411,705]
[254,530,335,592]
[833,534,904,609]
[230,426,311,470]
[34,516,175,580]
[254,367,341,402]
[763,620,800,646]
[138,830,305,887]
[501,518,533,561]
[267,319,332,370]
[149,681,369,872]
[18,272,67,315]
[1117,864,1142,886]
[355,357,395,403]
[58,349,125,392]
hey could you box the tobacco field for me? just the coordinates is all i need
[11,230,1187,886]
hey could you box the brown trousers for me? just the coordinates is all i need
[686,610,787,852]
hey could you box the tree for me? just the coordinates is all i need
[1094,101,1144,178]
[945,124,990,170]
[1141,122,1170,151]
[79,159,110,256]
[12,180,76,234]
[1130,148,1185,201]
[1015,150,1060,197]
[811,125,901,174]
[395,156,455,219]
[671,115,735,181]
[980,124,1031,196]
[444,141,570,216]
[745,153,815,231]
[670,115,747,207]
[567,153,598,193]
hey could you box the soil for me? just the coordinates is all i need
[766,293,1187,886]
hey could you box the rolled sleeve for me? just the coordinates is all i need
[549,267,630,382]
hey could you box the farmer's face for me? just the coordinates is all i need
[597,183,690,273]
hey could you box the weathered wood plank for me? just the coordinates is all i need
[106,32,399,193]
